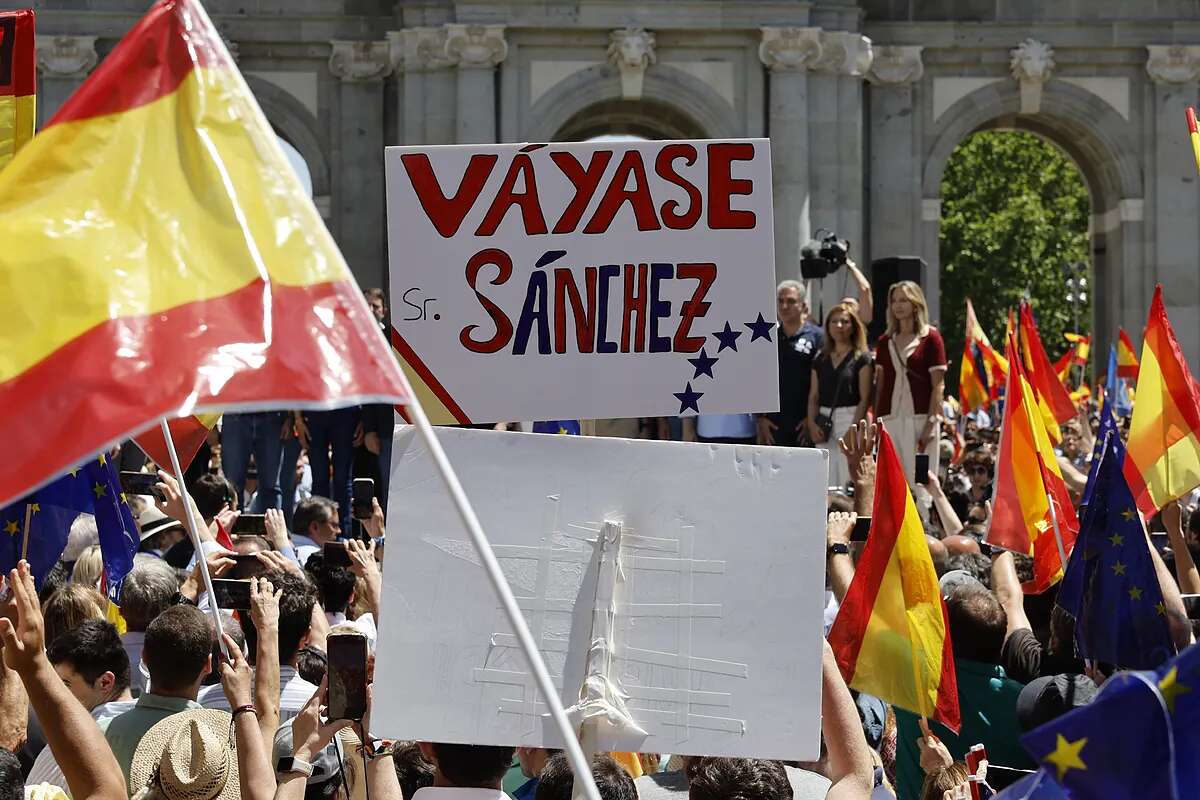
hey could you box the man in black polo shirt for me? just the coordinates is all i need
[757,279,823,447]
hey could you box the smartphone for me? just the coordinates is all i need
[1182,594,1200,620]
[231,514,267,536]
[326,633,368,721]
[211,578,252,611]
[352,478,375,520]
[119,471,165,501]
[323,541,352,568]
[231,553,267,580]
[850,517,871,542]
[915,453,930,485]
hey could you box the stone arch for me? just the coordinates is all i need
[524,63,740,142]
[920,79,1143,353]
[243,74,330,198]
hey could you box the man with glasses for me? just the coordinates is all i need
[290,496,341,566]
[757,280,823,447]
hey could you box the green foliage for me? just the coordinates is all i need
[939,130,1091,393]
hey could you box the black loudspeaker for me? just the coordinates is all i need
[868,256,927,342]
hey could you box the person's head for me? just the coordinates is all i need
[191,473,237,522]
[120,554,181,632]
[514,747,560,780]
[304,553,357,616]
[70,544,104,590]
[686,757,791,800]
[136,505,186,554]
[945,583,1007,664]
[239,569,316,665]
[943,535,982,556]
[776,279,808,329]
[201,624,245,687]
[885,280,929,335]
[926,536,949,574]
[233,535,271,556]
[822,302,867,355]
[293,496,341,546]
[417,743,514,789]
[62,513,99,563]
[962,450,994,490]
[365,287,388,323]
[295,646,328,685]
[47,619,131,710]
[143,605,214,695]
[535,753,636,800]
[0,749,20,800]
[392,742,435,800]
[1016,673,1098,732]
[42,583,107,646]
[921,762,969,800]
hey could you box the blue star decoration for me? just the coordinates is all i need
[712,322,742,353]
[688,348,719,379]
[744,313,775,342]
[674,382,704,414]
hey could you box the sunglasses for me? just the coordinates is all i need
[967,466,991,476]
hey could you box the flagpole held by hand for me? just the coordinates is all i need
[19,505,31,564]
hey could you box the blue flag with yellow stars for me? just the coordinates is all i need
[1057,424,1175,670]
[1022,641,1200,800]
[531,420,581,435]
[0,456,139,598]
[1078,396,1118,512]
[990,769,1070,799]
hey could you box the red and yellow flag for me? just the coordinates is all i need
[0,9,35,171]
[829,425,960,732]
[1018,303,1077,444]
[0,0,408,507]
[1117,327,1140,379]
[1187,107,1200,177]
[133,414,221,471]
[987,335,1080,594]
[959,299,1008,413]
[1123,286,1200,516]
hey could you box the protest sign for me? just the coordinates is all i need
[373,427,826,759]
[385,139,777,424]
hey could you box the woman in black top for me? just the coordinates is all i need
[806,303,873,488]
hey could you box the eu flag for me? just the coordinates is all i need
[0,456,139,598]
[1022,641,1200,799]
[1078,396,1118,512]
[990,769,1070,799]
[1057,424,1174,670]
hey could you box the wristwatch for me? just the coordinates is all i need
[276,756,315,777]
[828,542,851,556]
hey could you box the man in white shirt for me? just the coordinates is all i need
[116,556,178,696]
[289,496,341,566]
[412,743,515,799]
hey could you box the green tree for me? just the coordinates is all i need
[939,130,1091,395]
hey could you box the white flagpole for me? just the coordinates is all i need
[158,419,227,650]
[396,387,601,800]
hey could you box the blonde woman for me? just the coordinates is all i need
[806,303,872,488]
[70,544,104,591]
[872,281,947,485]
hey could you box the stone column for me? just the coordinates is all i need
[759,27,821,284]
[445,24,506,144]
[865,46,925,309]
[329,40,393,290]
[388,27,455,145]
[1146,45,1200,362]
[35,35,98,125]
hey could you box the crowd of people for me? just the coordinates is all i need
[0,278,1188,800]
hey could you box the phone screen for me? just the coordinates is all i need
[212,579,252,611]
[119,471,164,501]
[850,517,871,542]
[230,553,267,580]
[352,478,374,520]
[231,514,267,536]
[323,541,353,567]
[327,634,368,721]
[915,453,930,485]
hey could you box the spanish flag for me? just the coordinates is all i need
[1019,303,1077,443]
[1117,327,1140,379]
[987,334,1079,594]
[1064,332,1091,366]
[1123,285,1200,516]
[828,425,960,732]
[133,414,221,471]
[959,299,1008,413]
[0,9,35,171]
[0,0,408,508]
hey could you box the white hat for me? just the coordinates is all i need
[129,709,239,800]
[136,506,183,543]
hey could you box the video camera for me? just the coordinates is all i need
[800,230,850,280]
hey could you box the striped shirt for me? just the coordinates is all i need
[197,665,318,721]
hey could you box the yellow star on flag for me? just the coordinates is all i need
[557,427,569,435]
[1159,666,1192,713]
[68,468,79,478]
[98,453,107,466]
[3,521,17,536]
[119,493,129,505]
[1112,560,1126,576]
[1157,601,1168,616]
[1044,734,1087,781]
[1121,507,1136,521]
[28,504,39,513]
[1129,585,1143,601]
[1109,532,1124,547]
[92,482,107,499]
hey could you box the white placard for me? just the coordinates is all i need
[373,427,826,760]
[384,139,778,424]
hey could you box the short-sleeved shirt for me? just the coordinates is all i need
[773,322,824,424]
[814,351,872,409]
[1001,627,1086,685]
[873,328,948,417]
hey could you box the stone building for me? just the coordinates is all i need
[30,0,1200,361]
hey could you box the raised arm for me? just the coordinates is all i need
[839,420,878,517]
[220,632,277,800]
[1,563,126,800]
[1163,501,1200,594]
[347,539,383,621]
[250,577,283,750]
[276,678,352,800]
[826,513,857,605]
[821,639,875,800]
[1144,522,1194,652]
[845,258,873,322]
[991,550,1031,637]
[927,472,964,538]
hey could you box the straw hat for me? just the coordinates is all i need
[129,709,240,800]
[136,505,184,543]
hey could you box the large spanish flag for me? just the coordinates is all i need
[1019,303,1077,443]
[987,334,1079,593]
[1117,327,1140,379]
[1123,286,1200,516]
[0,9,35,171]
[828,425,960,732]
[0,0,408,507]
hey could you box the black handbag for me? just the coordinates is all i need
[806,354,852,444]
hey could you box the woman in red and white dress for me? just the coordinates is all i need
[872,281,947,486]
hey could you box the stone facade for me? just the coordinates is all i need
[31,0,1200,363]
